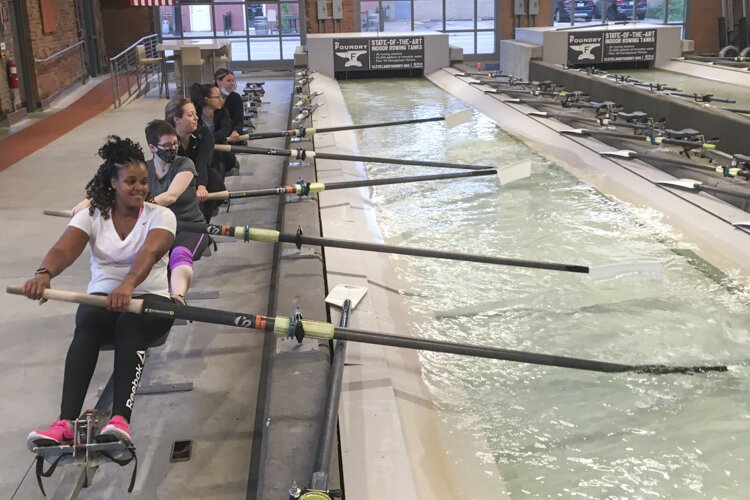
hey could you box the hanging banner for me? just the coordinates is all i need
[567,29,657,66]
[333,37,424,72]
[129,0,175,6]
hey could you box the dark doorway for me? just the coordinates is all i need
[77,0,99,76]
[8,0,32,109]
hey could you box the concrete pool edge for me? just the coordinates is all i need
[428,67,750,279]
[309,75,510,499]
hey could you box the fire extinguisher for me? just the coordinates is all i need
[7,58,19,90]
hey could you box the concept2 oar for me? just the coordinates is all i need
[560,129,718,150]
[5,286,725,375]
[205,165,531,201]
[235,109,472,141]
[176,222,662,280]
[215,144,494,171]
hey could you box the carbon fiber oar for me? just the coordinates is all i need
[601,150,741,177]
[205,168,517,201]
[215,144,494,170]
[5,286,725,375]
[236,109,472,141]
[561,129,718,150]
[175,222,662,280]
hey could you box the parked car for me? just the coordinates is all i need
[554,0,595,23]
[593,0,647,21]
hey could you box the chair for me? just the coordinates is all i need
[211,43,232,74]
[180,46,205,98]
[136,44,166,98]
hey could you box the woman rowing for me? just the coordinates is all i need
[25,136,176,448]
[144,119,209,305]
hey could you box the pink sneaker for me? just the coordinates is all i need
[99,415,132,445]
[26,420,74,450]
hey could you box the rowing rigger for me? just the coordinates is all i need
[4,286,726,375]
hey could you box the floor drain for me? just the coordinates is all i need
[171,440,193,462]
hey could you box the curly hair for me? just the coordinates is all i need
[85,136,146,220]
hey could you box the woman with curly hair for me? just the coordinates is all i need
[23,136,176,449]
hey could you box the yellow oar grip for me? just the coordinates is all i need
[233,227,280,243]
[295,182,325,195]
[273,317,335,340]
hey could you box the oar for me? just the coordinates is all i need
[655,178,750,201]
[43,209,73,218]
[670,92,737,104]
[175,222,662,280]
[561,129,718,150]
[204,165,531,201]
[5,286,725,375]
[215,144,495,171]
[528,111,650,132]
[308,284,368,494]
[601,150,741,176]
[235,109,473,141]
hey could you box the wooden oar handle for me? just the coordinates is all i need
[215,144,232,152]
[205,190,230,201]
[44,209,73,218]
[6,285,144,314]
[236,134,249,142]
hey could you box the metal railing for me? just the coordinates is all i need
[109,34,162,109]
[34,39,87,85]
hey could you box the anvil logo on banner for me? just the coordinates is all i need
[569,43,599,60]
[335,50,368,67]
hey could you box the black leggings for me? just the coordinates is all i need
[201,165,226,224]
[60,294,174,421]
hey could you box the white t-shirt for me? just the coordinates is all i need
[69,203,176,297]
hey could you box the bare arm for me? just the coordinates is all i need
[70,198,91,215]
[107,227,175,311]
[23,226,89,301]
[153,171,194,207]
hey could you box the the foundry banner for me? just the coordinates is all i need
[333,37,424,72]
[567,29,657,65]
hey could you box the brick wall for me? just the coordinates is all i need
[26,0,85,103]
[100,0,155,58]
[0,22,17,117]
[306,0,359,34]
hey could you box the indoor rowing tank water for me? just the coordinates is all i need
[338,78,750,498]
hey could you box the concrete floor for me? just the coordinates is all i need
[0,78,292,498]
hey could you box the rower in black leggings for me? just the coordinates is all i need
[24,136,176,449]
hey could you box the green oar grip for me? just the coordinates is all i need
[234,226,281,243]
[273,316,335,340]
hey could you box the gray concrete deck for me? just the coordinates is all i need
[1,79,292,498]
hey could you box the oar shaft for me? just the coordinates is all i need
[209,170,498,200]
[218,144,493,171]
[6,286,726,375]
[317,116,444,133]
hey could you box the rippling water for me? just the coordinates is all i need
[338,78,750,498]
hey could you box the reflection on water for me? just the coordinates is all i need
[339,78,750,498]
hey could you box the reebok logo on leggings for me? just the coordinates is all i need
[126,350,147,410]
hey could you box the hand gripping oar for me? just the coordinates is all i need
[215,144,495,171]
[4,286,725,375]
[175,222,662,280]
[561,129,718,150]
[235,109,473,141]
[204,165,531,201]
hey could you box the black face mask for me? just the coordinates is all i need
[156,148,177,164]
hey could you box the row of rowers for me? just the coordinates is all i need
[22,68,259,449]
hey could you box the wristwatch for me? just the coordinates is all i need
[35,267,51,277]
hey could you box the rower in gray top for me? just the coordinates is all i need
[147,156,205,224]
